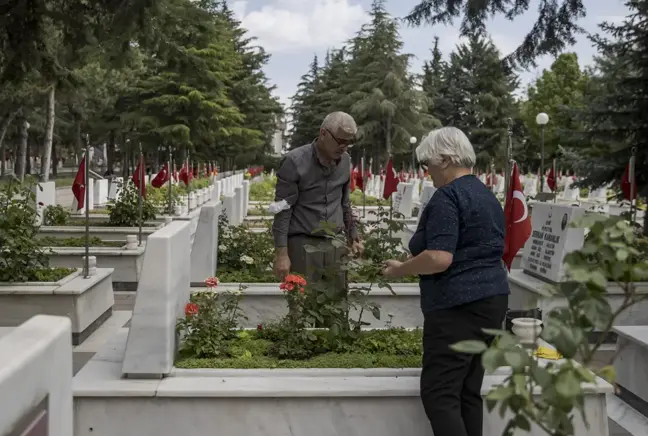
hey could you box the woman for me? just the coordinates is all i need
[382,126,509,436]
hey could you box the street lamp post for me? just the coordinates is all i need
[535,112,549,192]
[410,136,417,173]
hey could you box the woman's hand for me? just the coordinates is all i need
[382,259,403,278]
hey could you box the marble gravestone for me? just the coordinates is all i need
[417,182,437,221]
[521,202,586,283]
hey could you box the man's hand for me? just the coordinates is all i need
[273,253,291,280]
[350,239,364,257]
[382,259,403,278]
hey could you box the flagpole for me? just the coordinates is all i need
[138,144,143,246]
[629,147,637,231]
[186,151,191,210]
[83,135,90,279]
[504,118,513,205]
[361,154,366,219]
[167,144,173,215]
[552,158,557,203]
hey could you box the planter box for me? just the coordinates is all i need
[47,245,146,287]
[73,329,611,436]
[205,282,421,328]
[0,268,115,345]
[509,269,648,342]
[39,223,165,242]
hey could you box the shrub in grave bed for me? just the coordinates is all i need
[0,179,75,282]
[43,204,70,226]
[248,176,275,202]
[146,183,184,211]
[349,190,389,207]
[106,180,157,227]
[216,213,275,282]
[176,274,422,369]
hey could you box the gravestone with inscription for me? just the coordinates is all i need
[521,202,586,283]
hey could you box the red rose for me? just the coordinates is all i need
[257,324,263,331]
[184,302,199,316]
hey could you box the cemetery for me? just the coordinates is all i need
[1,0,648,435]
[0,161,643,435]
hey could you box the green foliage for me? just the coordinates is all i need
[38,236,124,248]
[42,204,71,226]
[146,184,184,212]
[429,36,518,168]
[248,176,276,201]
[289,0,436,165]
[176,283,248,358]
[217,212,274,278]
[519,53,589,165]
[451,214,648,436]
[0,179,52,281]
[176,327,422,369]
[403,0,587,69]
[569,2,648,202]
[106,181,157,227]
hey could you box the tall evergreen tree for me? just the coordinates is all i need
[439,36,518,166]
[344,0,435,165]
[289,55,323,148]
[519,53,589,165]
[403,0,587,69]
[575,0,648,204]
[421,37,452,124]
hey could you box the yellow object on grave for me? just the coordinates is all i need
[534,346,562,360]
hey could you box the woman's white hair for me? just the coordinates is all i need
[415,127,476,168]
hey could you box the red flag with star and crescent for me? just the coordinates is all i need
[503,163,531,270]
[72,156,86,211]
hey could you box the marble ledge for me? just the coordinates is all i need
[0,269,81,288]
[50,246,145,256]
[41,224,163,233]
[612,325,648,345]
[211,283,419,296]
[509,269,648,295]
[0,268,113,296]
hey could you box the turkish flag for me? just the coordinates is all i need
[621,162,637,201]
[151,163,169,188]
[132,155,146,197]
[179,164,190,186]
[72,156,86,211]
[355,166,365,191]
[547,166,557,192]
[503,163,531,270]
[350,166,357,192]
[382,158,398,199]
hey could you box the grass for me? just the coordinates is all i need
[176,328,423,369]
[64,218,156,227]
[39,236,125,248]
[0,175,75,187]
[0,267,77,283]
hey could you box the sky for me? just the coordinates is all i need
[230,0,631,108]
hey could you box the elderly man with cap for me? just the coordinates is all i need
[272,111,363,289]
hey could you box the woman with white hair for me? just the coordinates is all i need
[382,127,509,436]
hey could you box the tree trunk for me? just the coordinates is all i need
[385,115,392,157]
[0,109,18,176]
[40,86,56,182]
[26,137,32,175]
[74,115,83,160]
[643,202,648,236]
[52,141,59,177]
[107,130,116,173]
[16,116,29,181]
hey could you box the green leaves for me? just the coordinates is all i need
[450,340,487,354]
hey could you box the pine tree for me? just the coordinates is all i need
[218,1,284,166]
[575,0,648,204]
[403,0,587,69]
[123,0,247,163]
[439,36,518,166]
[343,0,435,165]
[421,37,452,124]
[289,55,323,148]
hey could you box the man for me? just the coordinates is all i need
[272,111,363,285]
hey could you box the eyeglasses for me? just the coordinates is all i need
[325,128,354,148]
